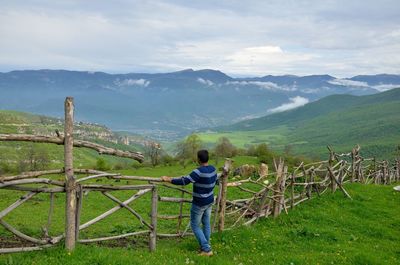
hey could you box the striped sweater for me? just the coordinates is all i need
[171,165,217,206]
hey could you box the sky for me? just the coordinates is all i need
[1,0,399,77]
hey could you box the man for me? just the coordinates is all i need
[161,149,216,256]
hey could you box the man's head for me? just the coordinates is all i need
[197,149,209,164]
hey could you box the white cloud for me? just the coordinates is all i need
[115,78,150,87]
[328,78,369,87]
[225,80,295,91]
[372,84,400,92]
[0,1,399,76]
[225,45,315,75]
[197,78,214,86]
[268,96,309,113]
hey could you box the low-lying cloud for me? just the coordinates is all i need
[115,78,150,87]
[268,96,309,113]
[225,80,296,91]
[328,79,369,87]
[197,78,214,86]
[372,84,400,92]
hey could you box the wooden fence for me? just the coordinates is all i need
[0,97,399,254]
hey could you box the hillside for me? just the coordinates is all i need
[2,69,399,140]
[208,88,400,159]
[0,110,146,172]
[1,183,398,264]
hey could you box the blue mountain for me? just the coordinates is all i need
[0,69,399,140]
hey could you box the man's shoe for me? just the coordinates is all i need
[198,251,213,257]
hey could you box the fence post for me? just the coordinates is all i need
[149,186,158,251]
[290,173,295,209]
[218,159,232,232]
[64,97,77,251]
[351,145,360,182]
[75,184,83,241]
[273,159,284,218]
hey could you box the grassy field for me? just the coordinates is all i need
[198,126,290,149]
[0,183,398,265]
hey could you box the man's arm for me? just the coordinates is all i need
[161,176,172,182]
[161,170,200,185]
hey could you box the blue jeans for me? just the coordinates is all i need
[190,203,213,252]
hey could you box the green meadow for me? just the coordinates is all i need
[199,126,290,149]
[0,182,399,265]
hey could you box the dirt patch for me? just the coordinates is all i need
[0,236,37,248]
[87,237,148,249]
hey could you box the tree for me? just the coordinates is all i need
[175,134,203,163]
[17,144,50,172]
[96,157,110,171]
[186,134,203,162]
[214,137,237,164]
[246,143,273,164]
[161,154,175,166]
[144,141,162,167]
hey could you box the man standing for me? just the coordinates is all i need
[161,149,216,256]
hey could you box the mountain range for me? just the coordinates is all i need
[1,69,400,141]
[210,88,400,159]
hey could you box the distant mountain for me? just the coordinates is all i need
[213,88,400,159]
[1,69,399,140]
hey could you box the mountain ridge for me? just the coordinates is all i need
[1,69,400,141]
[207,88,400,159]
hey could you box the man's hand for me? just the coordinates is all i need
[161,176,172,183]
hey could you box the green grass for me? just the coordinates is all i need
[198,126,290,149]
[0,183,399,265]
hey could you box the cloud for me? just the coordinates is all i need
[268,96,309,113]
[225,45,315,75]
[372,84,400,92]
[115,78,150,87]
[197,78,214,86]
[0,1,399,76]
[323,78,400,92]
[225,80,295,91]
[328,78,369,87]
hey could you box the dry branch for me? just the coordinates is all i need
[79,231,150,243]
[0,191,37,219]
[4,185,64,193]
[0,220,48,245]
[76,173,121,183]
[0,169,64,182]
[158,214,190,220]
[112,175,162,182]
[0,134,144,162]
[0,179,64,188]
[159,197,192,203]
[102,192,152,229]
[81,184,154,191]
[153,183,193,195]
[0,244,53,254]
[79,188,152,230]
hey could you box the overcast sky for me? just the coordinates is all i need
[1,0,399,77]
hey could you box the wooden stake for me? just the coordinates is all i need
[177,191,185,233]
[149,186,158,251]
[64,97,76,251]
[290,173,295,209]
[218,159,232,232]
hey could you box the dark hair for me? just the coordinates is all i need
[197,149,209,163]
